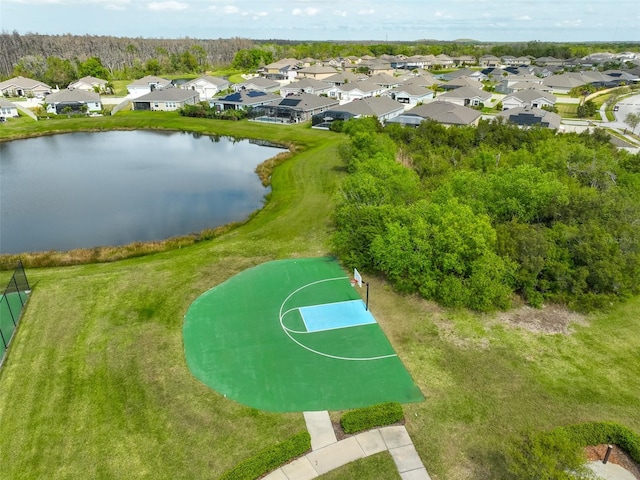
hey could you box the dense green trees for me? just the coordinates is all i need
[333,119,640,311]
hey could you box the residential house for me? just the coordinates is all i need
[127,75,173,98]
[541,72,589,94]
[497,106,561,130]
[131,89,199,111]
[368,73,402,89]
[434,54,454,68]
[0,76,52,98]
[260,58,300,81]
[479,55,501,67]
[252,93,339,123]
[402,74,439,88]
[211,90,281,111]
[323,72,368,87]
[453,55,477,66]
[68,76,110,93]
[296,65,339,80]
[502,89,557,110]
[437,86,491,107]
[181,76,230,100]
[440,77,484,91]
[383,83,434,107]
[44,89,102,114]
[232,77,280,93]
[403,55,436,70]
[535,57,566,67]
[312,97,404,127]
[495,74,543,94]
[279,78,333,97]
[387,101,482,127]
[330,80,387,103]
[0,98,19,120]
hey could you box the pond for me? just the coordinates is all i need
[0,130,283,254]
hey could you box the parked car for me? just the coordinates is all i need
[614,105,619,111]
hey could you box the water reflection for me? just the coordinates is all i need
[0,130,281,254]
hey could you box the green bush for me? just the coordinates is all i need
[219,431,311,480]
[340,402,404,434]
[507,422,640,479]
[559,422,640,463]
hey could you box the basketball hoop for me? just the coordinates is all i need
[350,278,358,288]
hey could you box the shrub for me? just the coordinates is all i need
[340,402,404,434]
[219,431,311,480]
[507,422,640,479]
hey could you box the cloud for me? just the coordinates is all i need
[334,10,347,17]
[516,15,532,21]
[147,1,187,10]
[555,19,582,27]
[358,9,375,15]
[292,7,320,16]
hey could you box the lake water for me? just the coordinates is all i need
[0,130,282,254]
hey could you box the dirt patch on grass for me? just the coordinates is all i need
[495,304,587,335]
[586,444,640,479]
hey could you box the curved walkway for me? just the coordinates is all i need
[263,411,431,480]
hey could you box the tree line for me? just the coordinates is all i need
[332,119,640,312]
[0,31,254,79]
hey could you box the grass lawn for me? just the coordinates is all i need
[556,103,578,118]
[0,113,639,479]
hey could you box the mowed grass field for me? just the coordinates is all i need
[1,113,639,479]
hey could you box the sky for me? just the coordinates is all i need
[1,0,639,42]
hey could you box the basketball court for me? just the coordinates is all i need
[183,257,423,412]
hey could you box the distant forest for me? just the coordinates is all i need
[1,31,639,81]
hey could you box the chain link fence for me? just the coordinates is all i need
[0,261,31,367]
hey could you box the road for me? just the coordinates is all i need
[601,92,640,131]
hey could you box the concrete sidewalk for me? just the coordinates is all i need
[263,412,431,480]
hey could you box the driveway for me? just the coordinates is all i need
[607,92,640,131]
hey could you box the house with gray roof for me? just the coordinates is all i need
[0,76,52,98]
[479,55,501,67]
[232,77,280,93]
[252,93,339,123]
[387,101,482,127]
[323,71,368,86]
[0,97,19,120]
[440,77,484,91]
[180,75,230,100]
[328,97,405,123]
[127,75,173,98]
[437,86,491,107]
[368,73,402,89]
[279,78,332,97]
[211,90,281,111]
[131,88,199,111]
[45,89,102,114]
[382,84,434,107]
[68,76,110,93]
[330,80,388,103]
[497,106,561,130]
[502,89,557,111]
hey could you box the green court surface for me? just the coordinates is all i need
[0,292,28,359]
[183,258,424,412]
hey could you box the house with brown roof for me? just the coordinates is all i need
[296,65,339,80]
[260,58,301,81]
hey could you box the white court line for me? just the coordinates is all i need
[279,277,397,362]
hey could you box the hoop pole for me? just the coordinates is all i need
[365,282,370,311]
